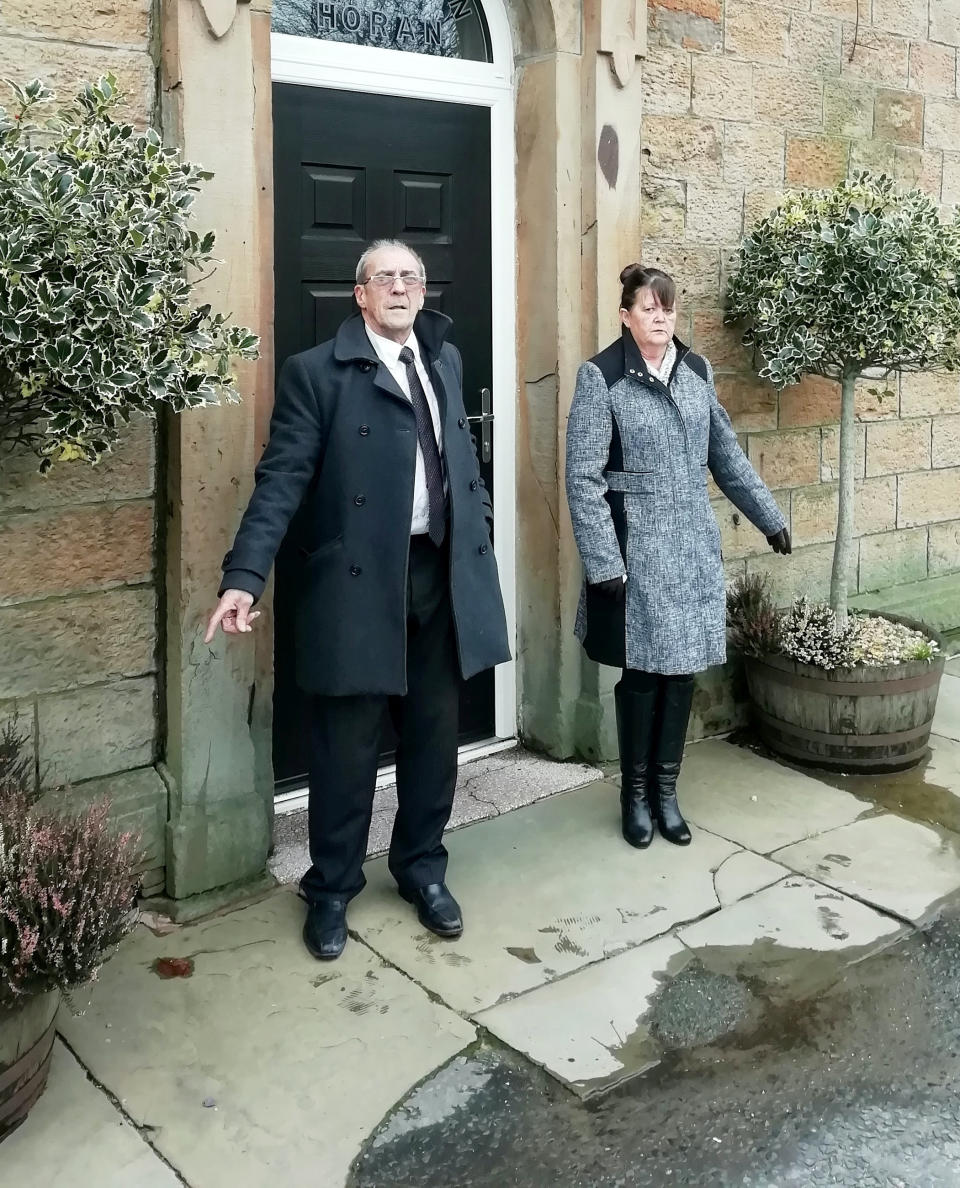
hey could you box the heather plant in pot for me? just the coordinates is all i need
[0,75,259,470]
[724,174,956,771]
[0,720,140,1140]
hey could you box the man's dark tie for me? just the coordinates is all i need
[399,345,446,547]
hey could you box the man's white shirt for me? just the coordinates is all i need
[365,326,446,536]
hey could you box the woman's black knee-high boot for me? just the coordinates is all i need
[614,680,657,849]
[651,675,694,846]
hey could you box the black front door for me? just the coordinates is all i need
[271,83,494,789]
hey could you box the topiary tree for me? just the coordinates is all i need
[0,75,259,471]
[726,172,960,618]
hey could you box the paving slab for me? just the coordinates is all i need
[680,739,868,853]
[947,656,960,677]
[476,935,691,1097]
[58,888,475,1188]
[678,875,905,1002]
[773,814,960,927]
[933,673,960,743]
[350,780,740,1014]
[269,747,600,886]
[713,849,789,907]
[2,1039,179,1186]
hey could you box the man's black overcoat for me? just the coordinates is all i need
[220,310,511,696]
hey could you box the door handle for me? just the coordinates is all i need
[468,387,494,463]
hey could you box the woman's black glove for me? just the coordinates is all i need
[589,577,626,603]
[767,528,792,555]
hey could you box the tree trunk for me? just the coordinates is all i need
[830,370,857,621]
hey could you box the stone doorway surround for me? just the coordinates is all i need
[158,0,646,904]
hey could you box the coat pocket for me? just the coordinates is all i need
[301,535,344,566]
[583,584,626,668]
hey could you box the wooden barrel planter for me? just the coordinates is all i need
[744,617,946,773]
[0,991,59,1143]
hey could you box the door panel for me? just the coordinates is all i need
[272,83,494,789]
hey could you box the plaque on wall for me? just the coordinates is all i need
[271,0,493,62]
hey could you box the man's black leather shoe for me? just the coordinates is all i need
[399,882,463,938]
[302,898,348,960]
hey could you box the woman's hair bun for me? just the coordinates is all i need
[619,262,642,285]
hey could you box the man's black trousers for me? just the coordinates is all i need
[299,533,460,904]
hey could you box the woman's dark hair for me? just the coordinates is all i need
[619,264,676,312]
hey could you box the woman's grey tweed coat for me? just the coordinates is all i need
[566,330,786,675]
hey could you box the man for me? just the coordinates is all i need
[205,240,510,960]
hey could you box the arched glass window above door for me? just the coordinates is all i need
[271,0,493,62]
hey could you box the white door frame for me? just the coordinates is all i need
[270,12,519,767]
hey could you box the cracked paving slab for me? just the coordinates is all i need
[2,1039,180,1186]
[773,813,960,927]
[933,672,960,743]
[349,779,740,1014]
[57,887,475,1188]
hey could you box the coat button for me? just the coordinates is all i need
[354,494,366,506]
[222,550,233,567]
[478,544,488,555]
[458,417,466,429]
[470,479,478,491]
[359,425,370,436]
[350,565,362,576]
[358,361,373,373]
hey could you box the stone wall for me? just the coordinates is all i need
[642,0,960,610]
[0,1,165,894]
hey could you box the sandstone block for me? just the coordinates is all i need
[0,420,155,515]
[754,68,825,131]
[894,147,944,199]
[712,490,791,560]
[900,371,960,417]
[641,176,686,239]
[642,48,692,115]
[725,0,790,64]
[928,520,960,576]
[0,587,157,699]
[859,527,929,592]
[642,115,723,180]
[874,88,924,144]
[855,375,900,421]
[0,37,154,127]
[823,80,874,137]
[788,13,844,75]
[871,0,930,40]
[930,0,960,47]
[849,138,897,175]
[0,501,154,605]
[0,0,151,49]
[908,41,957,98]
[791,476,896,546]
[649,5,722,53]
[723,123,786,186]
[748,428,821,489]
[685,180,745,243]
[692,58,754,119]
[866,418,931,476]
[898,467,960,527]
[841,26,910,88]
[811,0,865,15]
[933,416,960,468]
[925,99,960,153]
[821,423,866,480]
[786,135,849,187]
[943,154,960,206]
[38,677,157,788]
[779,375,841,427]
[715,374,779,431]
[692,311,749,370]
[746,541,851,605]
[640,242,720,303]
[743,187,786,229]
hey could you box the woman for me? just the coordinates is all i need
[565,265,790,849]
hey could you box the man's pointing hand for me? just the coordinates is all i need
[204,589,260,643]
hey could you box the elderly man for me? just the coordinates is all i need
[206,240,510,960]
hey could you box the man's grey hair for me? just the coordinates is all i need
[355,240,427,286]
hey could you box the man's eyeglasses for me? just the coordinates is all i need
[361,271,425,289]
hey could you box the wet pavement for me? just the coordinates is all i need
[351,909,960,1188]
